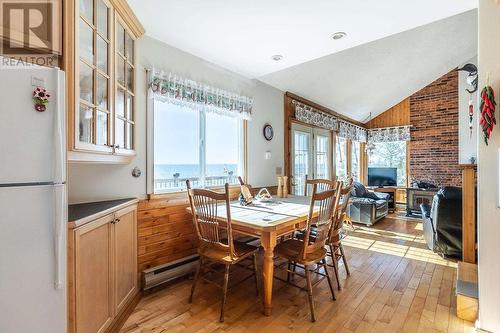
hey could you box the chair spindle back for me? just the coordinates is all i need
[301,181,342,259]
[330,178,354,243]
[186,181,235,259]
[304,177,337,197]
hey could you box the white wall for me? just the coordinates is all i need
[477,1,500,331]
[458,57,478,164]
[68,36,284,203]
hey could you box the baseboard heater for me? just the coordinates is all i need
[142,254,199,290]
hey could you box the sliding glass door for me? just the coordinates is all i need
[291,123,331,195]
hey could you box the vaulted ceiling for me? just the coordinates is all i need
[129,0,478,121]
[260,10,478,121]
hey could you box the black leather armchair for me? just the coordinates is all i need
[420,187,462,259]
[348,182,389,226]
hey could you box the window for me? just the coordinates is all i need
[335,136,347,180]
[153,101,243,193]
[315,134,329,179]
[368,141,407,186]
[292,129,311,195]
[351,141,361,182]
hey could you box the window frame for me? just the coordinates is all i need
[334,135,348,181]
[351,140,361,182]
[367,140,408,187]
[146,97,247,196]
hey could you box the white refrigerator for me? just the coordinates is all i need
[0,65,67,333]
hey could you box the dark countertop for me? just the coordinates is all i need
[68,198,138,225]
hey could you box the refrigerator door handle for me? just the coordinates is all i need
[54,184,66,290]
[53,69,66,184]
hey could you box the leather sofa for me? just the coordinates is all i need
[420,187,462,259]
[348,182,389,226]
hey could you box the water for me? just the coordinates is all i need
[154,164,239,179]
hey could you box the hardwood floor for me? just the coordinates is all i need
[120,215,474,332]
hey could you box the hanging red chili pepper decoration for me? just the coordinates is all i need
[479,85,496,145]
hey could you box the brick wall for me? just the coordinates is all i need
[410,69,461,187]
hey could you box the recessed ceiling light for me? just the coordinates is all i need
[332,32,347,40]
[271,54,283,61]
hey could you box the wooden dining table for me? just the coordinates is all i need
[187,195,317,316]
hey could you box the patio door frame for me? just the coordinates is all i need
[290,122,333,195]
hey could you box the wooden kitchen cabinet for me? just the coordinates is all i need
[64,0,144,163]
[68,200,139,333]
[113,204,137,313]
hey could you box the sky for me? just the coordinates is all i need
[154,101,240,165]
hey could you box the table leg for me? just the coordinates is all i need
[261,231,277,316]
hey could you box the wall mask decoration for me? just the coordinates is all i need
[458,63,478,137]
[458,63,478,94]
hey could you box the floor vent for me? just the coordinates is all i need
[142,254,199,290]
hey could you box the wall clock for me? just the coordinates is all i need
[263,124,274,141]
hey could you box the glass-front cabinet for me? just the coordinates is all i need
[77,0,112,153]
[114,20,135,154]
[67,0,143,162]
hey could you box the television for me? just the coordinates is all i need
[368,167,397,187]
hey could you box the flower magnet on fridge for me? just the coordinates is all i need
[32,87,50,112]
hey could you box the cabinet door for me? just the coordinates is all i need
[74,215,113,333]
[113,205,137,313]
[76,0,113,153]
[114,17,136,156]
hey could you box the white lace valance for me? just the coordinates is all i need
[148,70,253,120]
[293,100,338,131]
[337,121,367,142]
[368,125,411,143]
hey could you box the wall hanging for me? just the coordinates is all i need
[458,64,478,137]
[458,63,478,94]
[263,124,274,141]
[480,85,496,145]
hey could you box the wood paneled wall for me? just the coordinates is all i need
[137,193,198,272]
[366,98,410,128]
[137,186,276,272]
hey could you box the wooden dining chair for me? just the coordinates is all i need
[327,178,354,290]
[236,176,261,245]
[273,182,342,322]
[186,181,259,323]
[303,176,337,196]
[340,177,355,230]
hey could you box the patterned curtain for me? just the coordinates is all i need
[148,70,253,120]
[337,121,367,142]
[368,126,411,143]
[293,100,368,142]
[293,100,338,131]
